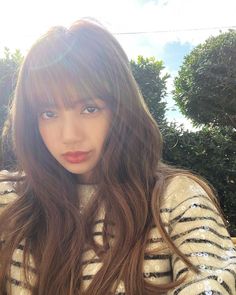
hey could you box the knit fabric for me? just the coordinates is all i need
[0,172,235,294]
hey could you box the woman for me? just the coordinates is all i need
[0,19,235,295]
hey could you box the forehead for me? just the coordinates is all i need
[24,40,113,113]
[35,80,86,108]
[38,96,99,110]
[27,67,109,112]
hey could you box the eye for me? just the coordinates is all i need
[40,110,57,120]
[82,106,100,114]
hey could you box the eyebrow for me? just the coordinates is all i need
[39,97,103,110]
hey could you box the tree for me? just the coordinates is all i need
[0,48,23,168]
[131,56,170,125]
[0,47,23,128]
[173,30,236,128]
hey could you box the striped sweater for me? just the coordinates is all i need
[0,172,236,294]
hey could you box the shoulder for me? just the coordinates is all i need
[161,174,211,207]
[164,174,208,197]
[0,170,19,214]
[160,174,222,226]
[159,174,230,236]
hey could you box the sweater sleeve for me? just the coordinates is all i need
[163,176,236,295]
[0,170,34,295]
[0,170,18,214]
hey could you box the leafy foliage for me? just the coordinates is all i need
[174,30,236,128]
[0,47,23,127]
[131,56,169,125]
[0,48,23,167]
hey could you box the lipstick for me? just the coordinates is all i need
[62,151,90,164]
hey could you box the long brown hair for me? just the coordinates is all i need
[0,19,227,294]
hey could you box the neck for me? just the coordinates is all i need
[76,172,100,185]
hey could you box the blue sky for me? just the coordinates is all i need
[160,41,194,124]
[163,42,193,72]
[1,0,235,130]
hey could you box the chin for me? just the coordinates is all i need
[65,167,89,175]
[62,163,92,175]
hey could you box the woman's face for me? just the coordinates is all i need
[38,96,111,184]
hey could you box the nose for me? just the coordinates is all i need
[61,112,84,145]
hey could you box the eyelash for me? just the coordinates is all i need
[40,111,57,120]
[82,106,101,114]
[39,106,101,120]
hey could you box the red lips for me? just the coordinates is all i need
[62,151,90,164]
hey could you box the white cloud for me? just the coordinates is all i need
[105,0,236,70]
[1,0,236,55]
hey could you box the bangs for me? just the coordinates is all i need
[22,29,114,114]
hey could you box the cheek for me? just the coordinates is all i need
[100,116,111,143]
[38,125,56,150]
[99,123,111,152]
